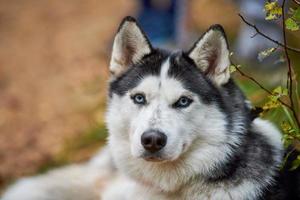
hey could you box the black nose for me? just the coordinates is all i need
[141,130,167,153]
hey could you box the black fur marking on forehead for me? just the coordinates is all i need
[109,49,169,97]
[168,52,222,104]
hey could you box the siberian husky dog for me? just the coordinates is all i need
[2,16,300,200]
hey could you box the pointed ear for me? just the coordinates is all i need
[109,16,152,78]
[188,25,231,86]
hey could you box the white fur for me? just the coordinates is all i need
[252,118,282,152]
[252,118,284,181]
[106,57,241,195]
[107,59,229,162]
[1,166,103,200]
[1,148,114,200]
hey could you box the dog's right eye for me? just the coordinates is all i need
[131,93,147,105]
[173,96,193,108]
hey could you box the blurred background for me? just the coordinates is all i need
[0,0,299,192]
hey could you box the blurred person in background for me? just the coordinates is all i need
[136,0,188,49]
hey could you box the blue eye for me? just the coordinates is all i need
[132,93,146,105]
[173,96,193,108]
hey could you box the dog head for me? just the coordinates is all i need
[106,16,249,191]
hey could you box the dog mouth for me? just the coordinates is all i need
[140,143,187,162]
[144,156,164,162]
[142,152,165,162]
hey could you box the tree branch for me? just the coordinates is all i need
[233,65,292,110]
[281,0,300,128]
[238,14,300,53]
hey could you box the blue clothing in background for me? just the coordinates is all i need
[137,0,177,45]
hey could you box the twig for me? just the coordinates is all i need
[281,0,300,128]
[293,0,300,6]
[238,14,300,53]
[233,65,292,110]
[250,32,258,38]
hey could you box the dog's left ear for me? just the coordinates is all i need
[109,16,152,78]
[188,25,230,86]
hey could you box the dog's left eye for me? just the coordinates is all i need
[173,96,193,108]
[131,93,147,105]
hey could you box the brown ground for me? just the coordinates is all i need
[0,0,136,189]
[0,0,241,191]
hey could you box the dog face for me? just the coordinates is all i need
[106,17,246,190]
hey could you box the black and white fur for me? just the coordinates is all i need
[2,16,300,200]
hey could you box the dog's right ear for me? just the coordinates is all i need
[109,16,152,78]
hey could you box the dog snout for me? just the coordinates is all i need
[141,130,167,153]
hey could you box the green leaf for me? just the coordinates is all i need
[262,86,288,113]
[264,1,282,20]
[257,47,276,62]
[285,18,299,31]
[293,7,300,21]
[281,121,292,133]
[265,1,277,11]
[262,98,281,111]
[229,65,236,73]
[273,86,288,96]
[229,64,241,73]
